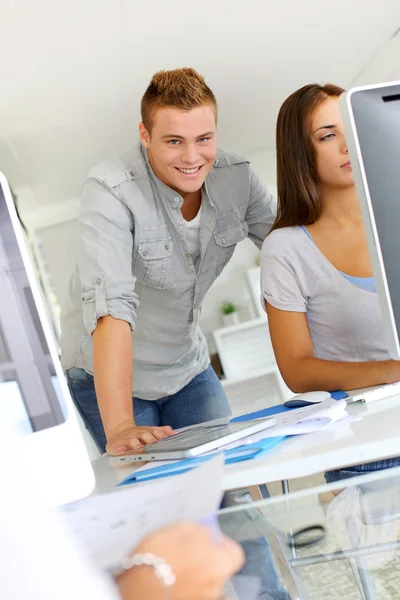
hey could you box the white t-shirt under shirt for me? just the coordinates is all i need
[260,226,390,363]
[184,204,202,260]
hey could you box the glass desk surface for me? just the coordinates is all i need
[218,467,400,600]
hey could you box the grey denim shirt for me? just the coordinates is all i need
[60,144,275,399]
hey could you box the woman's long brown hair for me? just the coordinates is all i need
[271,83,345,232]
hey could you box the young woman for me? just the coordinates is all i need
[260,83,400,483]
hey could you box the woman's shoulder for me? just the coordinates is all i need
[260,225,327,306]
[261,226,308,257]
[261,225,324,282]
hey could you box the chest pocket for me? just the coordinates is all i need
[213,220,248,276]
[134,236,174,289]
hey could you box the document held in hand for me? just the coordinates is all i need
[62,455,225,573]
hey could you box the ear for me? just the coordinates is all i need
[139,122,150,148]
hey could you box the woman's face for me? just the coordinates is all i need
[310,97,354,190]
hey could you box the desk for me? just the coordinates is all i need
[218,467,400,599]
[92,394,400,495]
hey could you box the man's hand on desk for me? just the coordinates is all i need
[106,421,174,455]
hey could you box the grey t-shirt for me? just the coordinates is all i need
[260,226,390,362]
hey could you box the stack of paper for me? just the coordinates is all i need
[259,397,349,437]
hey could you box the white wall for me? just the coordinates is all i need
[348,28,400,87]
[35,219,78,311]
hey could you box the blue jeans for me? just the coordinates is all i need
[67,365,291,600]
[66,364,232,453]
[325,457,400,484]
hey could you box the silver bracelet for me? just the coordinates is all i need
[113,552,176,588]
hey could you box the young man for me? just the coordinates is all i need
[60,68,291,600]
[61,67,275,456]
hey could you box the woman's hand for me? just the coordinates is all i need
[117,522,245,600]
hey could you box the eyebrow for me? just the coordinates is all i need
[313,124,337,134]
[161,131,215,140]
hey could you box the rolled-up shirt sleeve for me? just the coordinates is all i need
[78,178,139,335]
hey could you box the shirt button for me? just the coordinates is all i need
[221,238,226,245]
[95,277,101,284]
[143,251,148,256]
[214,159,220,166]
[179,220,184,226]
[186,252,191,259]
[129,170,134,177]
[174,197,180,203]
[165,245,169,250]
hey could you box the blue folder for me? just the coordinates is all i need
[117,435,286,486]
[117,390,347,486]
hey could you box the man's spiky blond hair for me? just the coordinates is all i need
[141,67,217,132]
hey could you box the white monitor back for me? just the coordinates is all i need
[0,172,94,506]
[340,81,400,360]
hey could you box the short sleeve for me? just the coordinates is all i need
[260,251,308,313]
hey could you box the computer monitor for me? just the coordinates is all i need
[340,81,400,360]
[0,172,94,506]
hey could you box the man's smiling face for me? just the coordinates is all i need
[139,105,217,196]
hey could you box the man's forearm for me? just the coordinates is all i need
[93,315,134,440]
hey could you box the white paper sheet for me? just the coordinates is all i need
[265,397,348,436]
[61,454,224,572]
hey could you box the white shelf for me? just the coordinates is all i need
[213,317,292,407]
[213,318,275,381]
